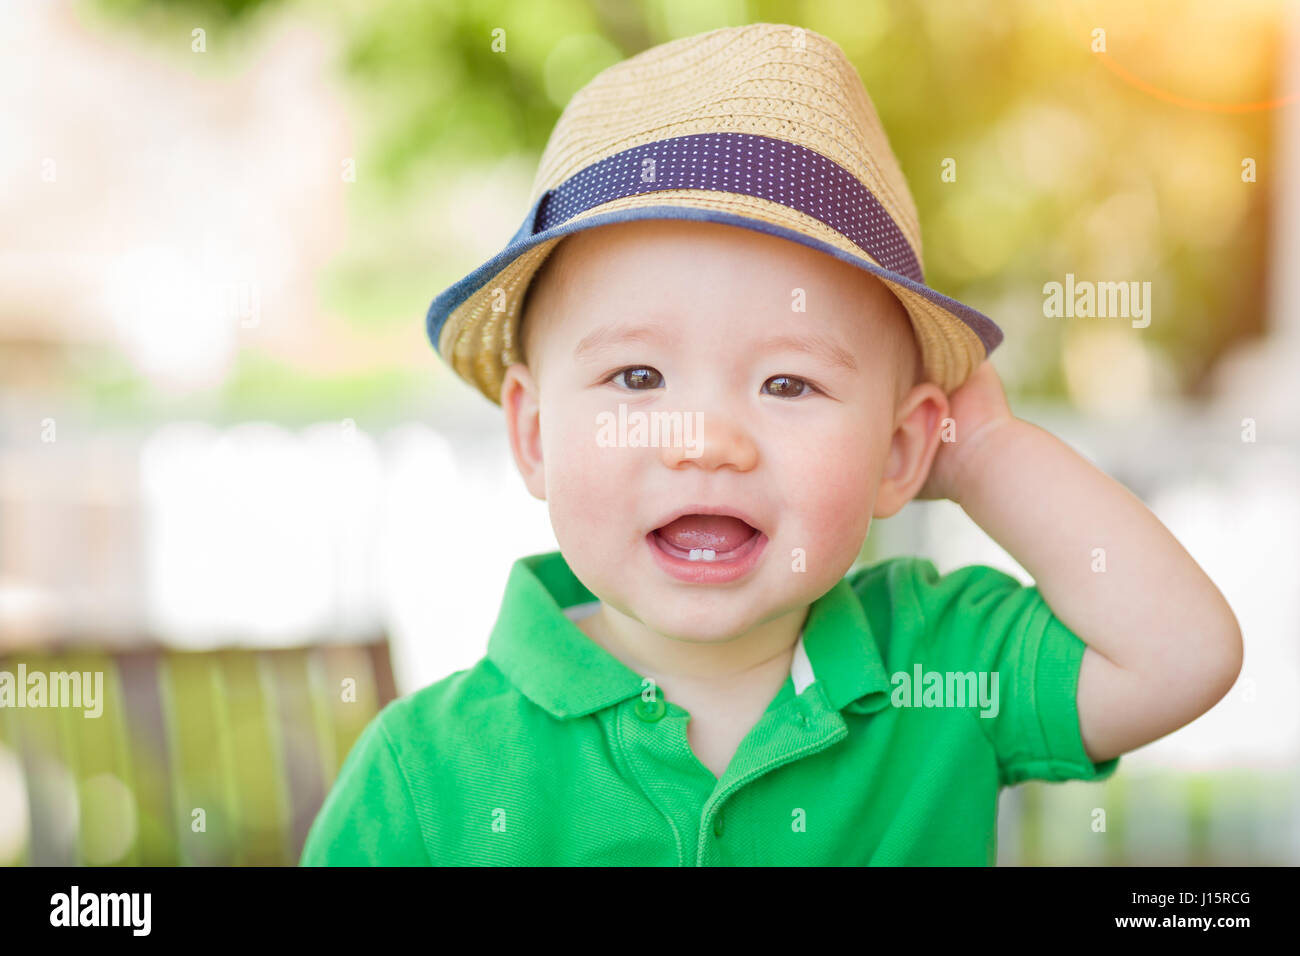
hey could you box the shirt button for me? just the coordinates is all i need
[713,811,725,837]
[634,695,666,722]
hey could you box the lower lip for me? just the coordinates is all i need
[646,528,768,584]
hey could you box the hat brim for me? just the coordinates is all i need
[427,191,1003,404]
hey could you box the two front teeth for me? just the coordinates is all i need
[687,548,717,562]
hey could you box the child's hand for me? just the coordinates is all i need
[915,359,1014,504]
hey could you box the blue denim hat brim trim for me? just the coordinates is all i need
[425,192,1004,360]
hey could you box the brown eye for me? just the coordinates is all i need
[614,366,663,389]
[763,375,810,398]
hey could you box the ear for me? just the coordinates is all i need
[873,382,948,519]
[501,362,546,501]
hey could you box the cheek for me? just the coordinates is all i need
[781,418,883,545]
[539,401,630,535]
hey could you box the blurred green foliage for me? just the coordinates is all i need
[87,0,1281,407]
[95,0,282,26]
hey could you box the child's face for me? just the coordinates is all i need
[502,218,944,642]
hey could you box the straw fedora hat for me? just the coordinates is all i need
[426,22,1003,405]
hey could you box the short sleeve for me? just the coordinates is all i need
[906,558,1121,787]
[299,710,432,866]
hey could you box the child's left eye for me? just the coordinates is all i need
[763,375,816,398]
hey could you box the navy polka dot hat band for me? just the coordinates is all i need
[426,22,1004,405]
[533,132,925,283]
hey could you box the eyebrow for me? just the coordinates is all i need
[573,322,675,362]
[752,331,859,373]
[573,322,859,373]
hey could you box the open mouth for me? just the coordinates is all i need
[651,513,761,562]
[646,511,767,584]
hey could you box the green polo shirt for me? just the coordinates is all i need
[300,549,1118,866]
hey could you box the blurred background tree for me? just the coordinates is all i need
[82,0,1283,417]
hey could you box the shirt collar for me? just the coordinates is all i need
[486,550,893,720]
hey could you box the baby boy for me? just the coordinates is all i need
[301,22,1241,866]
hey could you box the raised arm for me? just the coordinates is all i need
[919,361,1243,764]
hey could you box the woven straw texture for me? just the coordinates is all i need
[437,22,989,404]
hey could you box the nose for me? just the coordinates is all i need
[659,407,758,472]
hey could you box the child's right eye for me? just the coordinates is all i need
[608,366,664,390]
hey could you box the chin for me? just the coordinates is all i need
[634,611,763,644]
